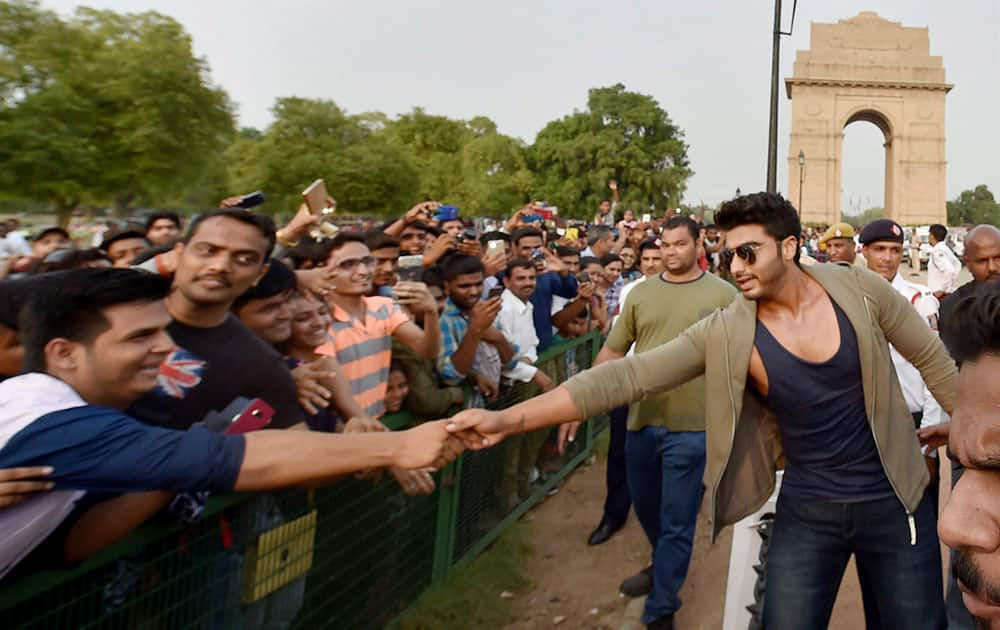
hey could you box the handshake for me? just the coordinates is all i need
[390,409,513,471]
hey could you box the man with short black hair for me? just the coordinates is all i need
[144,212,183,247]
[315,232,439,419]
[437,255,514,404]
[928,223,961,297]
[510,229,578,351]
[937,286,1000,628]
[0,268,462,578]
[448,192,957,629]
[365,231,401,297]
[125,208,305,431]
[101,229,150,269]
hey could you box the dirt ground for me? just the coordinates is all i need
[503,456,867,629]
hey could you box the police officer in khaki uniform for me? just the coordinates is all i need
[819,222,862,266]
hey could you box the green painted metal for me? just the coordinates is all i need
[0,332,607,629]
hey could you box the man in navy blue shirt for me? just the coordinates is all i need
[509,228,578,351]
[0,268,462,578]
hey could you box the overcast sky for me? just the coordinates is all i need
[43,0,1000,212]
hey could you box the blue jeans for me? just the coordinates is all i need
[625,426,706,624]
[763,492,945,629]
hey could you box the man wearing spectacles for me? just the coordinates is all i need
[445,192,956,629]
[314,233,440,419]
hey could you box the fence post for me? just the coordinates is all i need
[431,456,461,584]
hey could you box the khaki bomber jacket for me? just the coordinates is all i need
[563,263,958,541]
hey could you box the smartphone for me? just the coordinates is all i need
[225,399,274,435]
[239,191,266,209]
[435,205,459,222]
[565,227,579,241]
[487,286,505,300]
[531,248,545,263]
[486,240,506,256]
[302,179,331,214]
[641,213,651,224]
[576,271,591,284]
[524,214,543,224]
[397,254,424,282]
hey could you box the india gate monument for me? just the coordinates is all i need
[786,12,951,225]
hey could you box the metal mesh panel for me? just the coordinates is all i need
[0,332,607,629]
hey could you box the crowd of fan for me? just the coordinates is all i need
[0,186,719,578]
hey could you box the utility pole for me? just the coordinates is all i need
[766,0,798,194]
[766,0,782,193]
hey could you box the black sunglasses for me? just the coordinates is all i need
[720,242,766,270]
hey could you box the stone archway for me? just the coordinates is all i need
[786,12,951,225]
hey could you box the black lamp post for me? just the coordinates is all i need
[797,149,805,214]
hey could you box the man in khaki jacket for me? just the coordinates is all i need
[446,193,956,630]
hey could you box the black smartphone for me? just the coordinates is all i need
[239,191,266,209]
[487,286,505,300]
[576,271,591,284]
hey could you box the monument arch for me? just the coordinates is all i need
[786,12,951,225]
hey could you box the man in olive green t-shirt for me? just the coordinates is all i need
[596,215,736,629]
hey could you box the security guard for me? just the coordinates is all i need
[819,222,863,267]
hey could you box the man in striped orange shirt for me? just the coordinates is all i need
[316,233,440,419]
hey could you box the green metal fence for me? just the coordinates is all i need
[0,331,606,629]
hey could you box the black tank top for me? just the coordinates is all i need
[753,301,894,502]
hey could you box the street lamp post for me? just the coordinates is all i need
[797,150,805,215]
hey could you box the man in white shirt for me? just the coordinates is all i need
[927,224,961,297]
[495,258,556,507]
[859,218,949,621]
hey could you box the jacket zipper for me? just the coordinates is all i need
[712,316,739,539]
[862,293,916,545]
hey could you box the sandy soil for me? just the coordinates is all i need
[503,457,866,629]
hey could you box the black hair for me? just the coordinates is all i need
[100,229,149,252]
[940,284,1000,365]
[421,266,444,290]
[389,359,406,375]
[144,212,182,233]
[479,231,510,246]
[232,259,297,312]
[511,227,543,247]
[506,258,536,276]
[715,192,801,263]
[288,237,335,269]
[579,256,601,269]
[184,209,276,260]
[33,227,70,243]
[20,268,171,373]
[600,253,622,267]
[638,238,660,253]
[327,232,367,255]
[425,225,443,238]
[440,254,485,281]
[555,245,580,258]
[38,248,111,273]
[929,224,948,243]
[663,215,700,241]
[587,225,612,245]
[365,230,400,252]
[402,220,430,234]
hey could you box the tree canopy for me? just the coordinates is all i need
[1,2,693,222]
[0,0,234,224]
[947,185,1000,226]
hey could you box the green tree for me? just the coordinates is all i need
[0,1,235,224]
[531,84,692,219]
[843,207,884,229]
[227,97,419,216]
[947,185,1000,226]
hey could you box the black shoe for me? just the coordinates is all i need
[646,613,674,630]
[586,518,623,546]
[619,564,653,598]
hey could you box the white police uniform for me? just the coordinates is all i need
[889,273,947,449]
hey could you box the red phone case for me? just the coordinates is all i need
[225,399,275,435]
